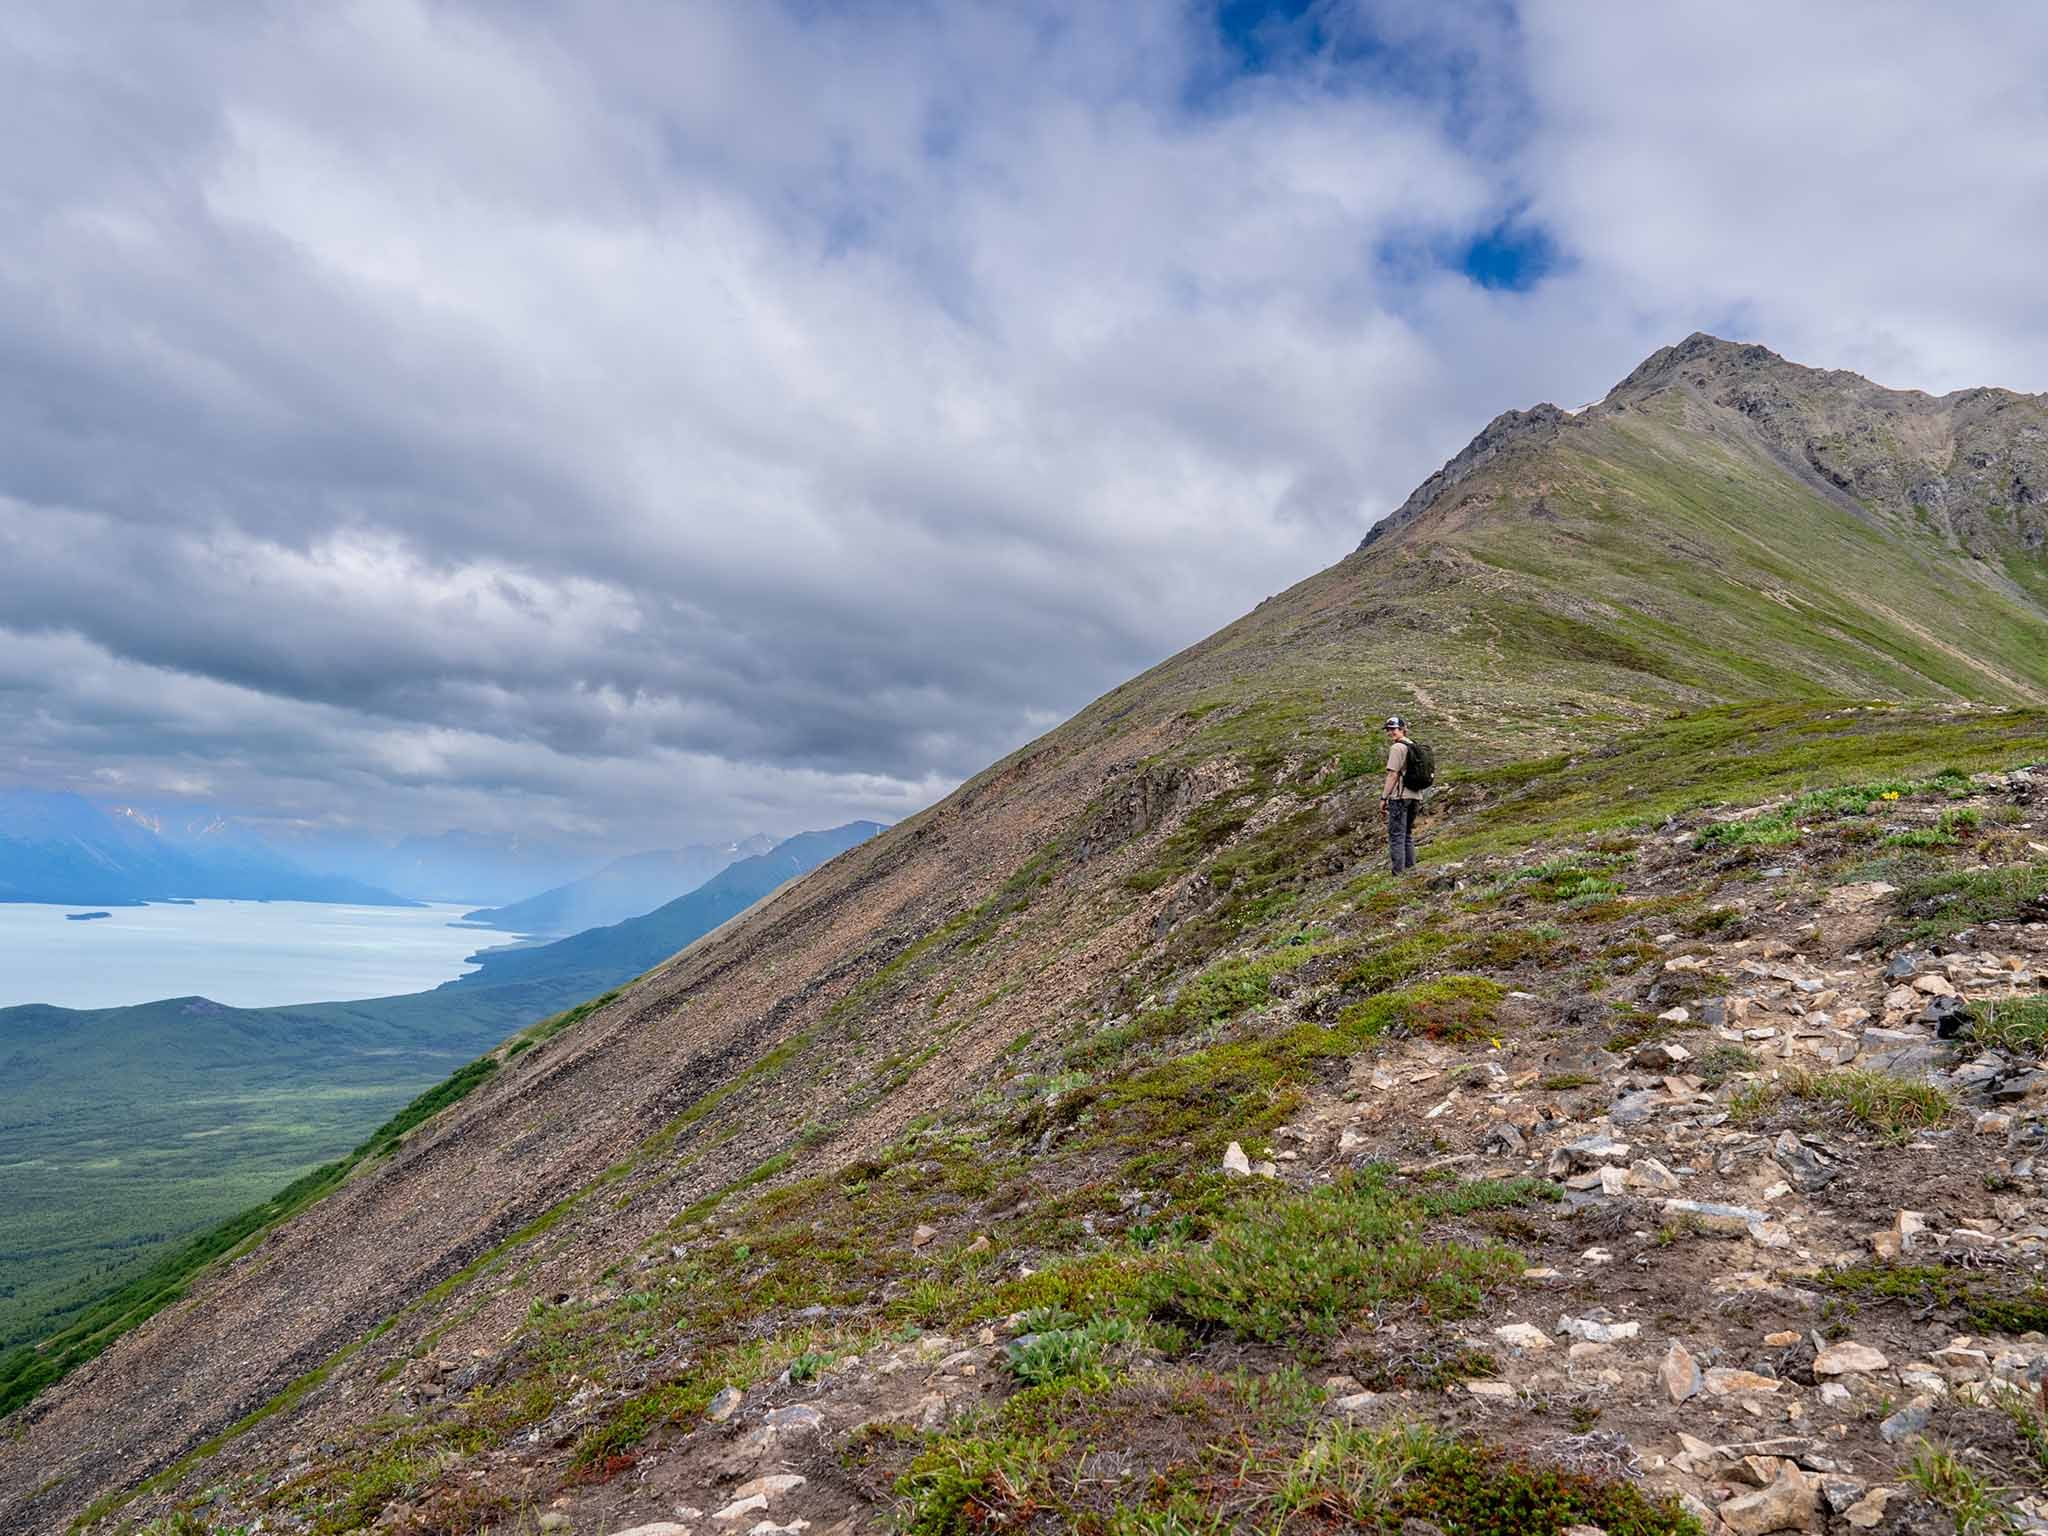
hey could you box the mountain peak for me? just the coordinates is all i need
[1608,331,1790,396]
[1358,401,1570,549]
[1360,333,2048,567]
[1356,333,1796,551]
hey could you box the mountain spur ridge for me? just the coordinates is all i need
[5,335,2048,1536]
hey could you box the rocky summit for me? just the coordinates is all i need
[5,336,2048,1536]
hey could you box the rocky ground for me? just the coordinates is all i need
[327,769,2048,1536]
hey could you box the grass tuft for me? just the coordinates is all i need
[1730,1067,1952,1141]
[1969,997,2048,1058]
[1907,1441,2021,1534]
[1887,861,2048,946]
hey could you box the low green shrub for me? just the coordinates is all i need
[1004,1315,1144,1388]
[1695,772,1973,852]
[1693,1043,1759,1087]
[1822,1262,2048,1335]
[1337,975,1507,1043]
[1883,805,1984,849]
[1142,1172,1531,1343]
[896,1388,1082,1536]
[1907,1441,2020,1534]
[1081,978,1505,1170]
[1379,1428,1701,1536]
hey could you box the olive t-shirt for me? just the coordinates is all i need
[1385,740,1421,801]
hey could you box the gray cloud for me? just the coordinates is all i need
[2,1,2044,854]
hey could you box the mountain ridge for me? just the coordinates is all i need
[458,837,779,937]
[7,337,2047,1535]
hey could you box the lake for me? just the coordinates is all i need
[0,900,504,1010]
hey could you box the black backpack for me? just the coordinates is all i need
[1402,741,1436,792]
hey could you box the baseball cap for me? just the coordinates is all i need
[1382,716,1406,729]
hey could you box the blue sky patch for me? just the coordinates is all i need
[1216,0,1324,73]
[1458,222,1559,291]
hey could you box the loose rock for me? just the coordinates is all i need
[1718,1465,1818,1535]
[1662,1198,1770,1234]
[705,1386,744,1422]
[1704,1367,1782,1396]
[1771,1131,1842,1193]
[1878,1395,1934,1443]
[1558,1315,1639,1344]
[1812,1341,1889,1378]
[735,1474,807,1500]
[1629,1159,1682,1194]
[1661,1339,1702,1404]
[1844,1488,1892,1530]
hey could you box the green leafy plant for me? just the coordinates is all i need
[1004,1315,1143,1388]
[787,1350,834,1384]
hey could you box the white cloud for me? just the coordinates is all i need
[0,0,2041,850]
[1512,1,2048,394]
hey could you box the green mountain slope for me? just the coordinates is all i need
[1142,334,2048,776]
[0,981,565,1369]
[6,338,2046,1536]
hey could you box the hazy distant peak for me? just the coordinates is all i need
[457,829,867,936]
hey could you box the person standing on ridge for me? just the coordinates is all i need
[1380,715,1428,874]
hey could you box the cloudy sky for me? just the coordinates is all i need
[4,1,2045,855]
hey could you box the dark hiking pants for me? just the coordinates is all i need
[1387,797,1417,874]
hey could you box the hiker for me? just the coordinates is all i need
[1380,715,1430,874]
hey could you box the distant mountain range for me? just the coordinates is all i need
[0,794,793,911]
[450,823,887,992]
[0,792,414,907]
[460,837,778,935]
[266,827,606,907]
